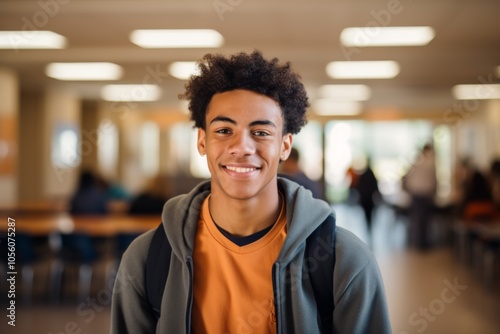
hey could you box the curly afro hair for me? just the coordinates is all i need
[179,50,309,134]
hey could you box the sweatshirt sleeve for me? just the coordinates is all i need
[110,230,157,334]
[332,227,392,334]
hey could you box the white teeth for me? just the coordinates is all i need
[226,166,256,173]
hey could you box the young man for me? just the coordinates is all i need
[111,51,391,333]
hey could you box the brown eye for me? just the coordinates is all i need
[216,128,231,134]
[253,131,270,136]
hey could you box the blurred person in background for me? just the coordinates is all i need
[128,176,169,215]
[70,169,109,215]
[65,169,105,269]
[346,164,360,205]
[452,158,474,206]
[453,158,495,221]
[489,159,500,214]
[97,175,131,214]
[279,147,323,199]
[402,144,437,251]
[354,158,381,241]
[461,167,495,221]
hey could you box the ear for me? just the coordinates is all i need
[280,133,293,161]
[197,128,207,156]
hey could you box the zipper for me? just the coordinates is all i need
[185,256,194,334]
[272,262,281,333]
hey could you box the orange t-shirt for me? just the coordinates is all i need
[191,196,287,334]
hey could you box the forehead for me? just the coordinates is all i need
[206,89,283,124]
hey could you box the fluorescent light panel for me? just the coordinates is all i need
[101,84,162,102]
[46,62,123,81]
[169,61,200,80]
[318,84,371,101]
[340,26,435,47]
[130,29,224,48]
[313,99,363,116]
[326,61,400,79]
[0,30,66,49]
[452,84,500,100]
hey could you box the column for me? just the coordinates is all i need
[0,68,19,205]
[18,89,80,201]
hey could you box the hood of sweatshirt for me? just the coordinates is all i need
[161,178,334,265]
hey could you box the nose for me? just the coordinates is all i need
[228,131,255,157]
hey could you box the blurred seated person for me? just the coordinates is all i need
[461,168,495,222]
[489,159,500,212]
[452,158,474,206]
[68,170,107,271]
[96,176,131,214]
[70,169,109,215]
[128,176,169,215]
[279,147,323,200]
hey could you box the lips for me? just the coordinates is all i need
[224,165,258,173]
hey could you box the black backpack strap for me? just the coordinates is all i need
[306,214,336,332]
[146,223,171,320]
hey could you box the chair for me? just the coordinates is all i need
[49,232,99,302]
[105,232,141,288]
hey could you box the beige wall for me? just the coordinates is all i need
[43,90,80,198]
[98,101,145,194]
[18,89,80,201]
[486,99,500,160]
[18,91,44,201]
[453,100,500,172]
[0,68,18,205]
[79,100,100,173]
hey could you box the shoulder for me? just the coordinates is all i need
[122,229,156,266]
[335,227,372,263]
[116,229,156,292]
[332,227,391,332]
[334,227,382,293]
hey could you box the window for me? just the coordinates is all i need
[324,120,436,202]
[52,123,80,168]
[140,121,160,176]
[292,121,323,180]
[98,120,119,179]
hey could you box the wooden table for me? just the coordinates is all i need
[454,220,500,289]
[1,214,161,237]
[471,221,500,241]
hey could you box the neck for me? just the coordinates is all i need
[208,192,281,237]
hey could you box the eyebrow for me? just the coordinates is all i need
[210,116,277,128]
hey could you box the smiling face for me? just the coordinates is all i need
[197,89,292,203]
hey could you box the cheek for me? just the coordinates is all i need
[264,144,283,163]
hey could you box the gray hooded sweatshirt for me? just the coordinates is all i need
[111,178,391,333]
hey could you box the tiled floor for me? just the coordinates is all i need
[1,203,499,334]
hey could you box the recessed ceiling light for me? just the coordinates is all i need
[46,62,123,81]
[326,61,400,79]
[340,26,435,47]
[317,84,372,101]
[130,29,224,48]
[0,30,67,49]
[313,99,363,116]
[101,84,162,102]
[452,84,500,100]
[169,61,200,80]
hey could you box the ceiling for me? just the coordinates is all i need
[1,0,500,119]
